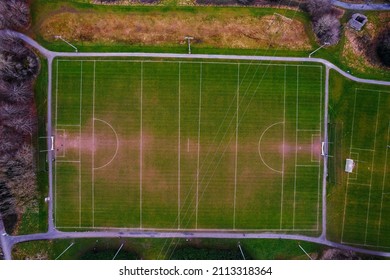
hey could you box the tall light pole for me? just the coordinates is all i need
[309,42,329,58]
[184,36,193,54]
[54,35,78,52]
[298,244,313,260]
[238,242,246,260]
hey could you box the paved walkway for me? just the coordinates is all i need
[0,215,12,260]
[332,0,390,10]
[1,30,389,260]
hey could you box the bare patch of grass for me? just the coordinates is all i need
[39,11,311,50]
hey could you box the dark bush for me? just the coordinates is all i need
[376,29,390,67]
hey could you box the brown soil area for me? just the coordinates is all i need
[320,248,360,260]
[39,12,311,50]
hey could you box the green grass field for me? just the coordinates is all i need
[327,70,390,249]
[52,58,324,233]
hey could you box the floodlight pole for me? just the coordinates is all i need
[55,242,75,260]
[55,35,78,52]
[298,244,312,260]
[112,243,124,260]
[184,36,194,54]
[238,242,246,260]
[309,42,329,58]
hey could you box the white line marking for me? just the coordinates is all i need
[364,92,381,244]
[54,59,59,227]
[92,118,120,170]
[377,120,390,244]
[317,64,322,231]
[79,61,82,228]
[280,65,286,229]
[57,59,323,68]
[78,161,81,228]
[55,60,59,127]
[342,241,390,250]
[56,124,81,127]
[178,62,181,229]
[348,152,359,180]
[311,134,321,163]
[54,128,66,159]
[92,60,96,228]
[233,63,239,230]
[56,160,81,163]
[258,122,284,174]
[140,61,143,229]
[56,226,319,232]
[346,183,371,187]
[196,62,202,230]
[351,147,375,152]
[341,89,358,242]
[293,66,299,229]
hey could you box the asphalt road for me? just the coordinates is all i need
[0,215,12,260]
[332,0,390,10]
[0,30,389,260]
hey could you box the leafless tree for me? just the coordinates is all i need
[0,180,16,218]
[6,144,38,214]
[306,0,333,20]
[0,81,32,103]
[0,102,20,117]
[0,0,30,30]
[0,127,22,155]
[0,32,39,81]
[313,14,341,45]
[0,102,36,136]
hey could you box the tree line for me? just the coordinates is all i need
[0,0,39,230]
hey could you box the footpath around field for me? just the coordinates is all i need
[1,30,390,260]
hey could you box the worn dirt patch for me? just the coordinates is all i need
[40,12,311,50]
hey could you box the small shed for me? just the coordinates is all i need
[348,14,368,31]
[345,159,355,173]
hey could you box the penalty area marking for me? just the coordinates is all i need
[258,122,284,174]
[311,134,321,163]
[92,118,120,170]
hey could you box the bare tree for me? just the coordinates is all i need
[0,0,30,30]
[313,14,341,45]
[0,127,22,155]
[0,102,36,136]
[0,32,39,82]
[6,144,38,214]
[0,184,16,217]
[306,0,333,20]
[0,81,32,103]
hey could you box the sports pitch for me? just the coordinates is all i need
[328,73,390,249]
[53,59,324,233]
